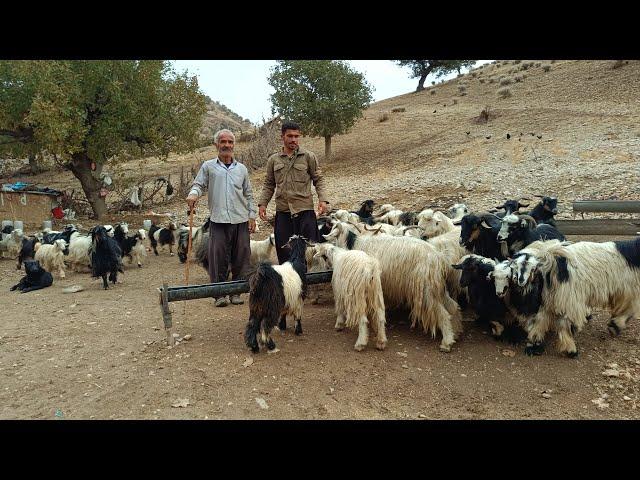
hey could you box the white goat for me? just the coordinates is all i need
[323,221,462,352]
[0,229,24,259]
[313,243,387,351]
[417,209,456,238]
[375,209,404,226]
[447,203,469,224]
[250,233,276,266]
[67,232,93,272]
[34,239,67,278]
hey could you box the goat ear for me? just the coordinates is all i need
[452,219,462,225]
[521,219,527,227]
[451,264,463,270]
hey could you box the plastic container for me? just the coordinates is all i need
[13,220,24,231]
[43,220,53,230]
[1,220,13,230]
[143,219,152,231]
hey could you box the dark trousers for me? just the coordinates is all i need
[274,210,319,264]
[207,222,251,284]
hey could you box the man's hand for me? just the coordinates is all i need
[249,218,256,234]
[317,201,329,216]
[259,205,267,221]
[186,194,198,211]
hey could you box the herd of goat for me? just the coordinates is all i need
[2,194,639,359]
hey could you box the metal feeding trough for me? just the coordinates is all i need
[158,270,333,345]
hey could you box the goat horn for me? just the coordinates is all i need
[517,214,538,227]
[346,221,362,233]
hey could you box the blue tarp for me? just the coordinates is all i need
[1,183,62,196]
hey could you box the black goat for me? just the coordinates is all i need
[149,222,177,256]
[528,195,558,226]
[90,225,124,290]
[17,237,40,271]
[351,200,376,225]
[398,211,419,226]
[492,198,530,217]
[10,260,53,293]
[452,255,526,344]
[244,235,309,353]
[316,217,334,243]
[459,213,506,261]
[42,225,77,245]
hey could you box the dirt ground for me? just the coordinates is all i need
[1,230,639,420]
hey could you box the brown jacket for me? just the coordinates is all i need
[258,147,328,214]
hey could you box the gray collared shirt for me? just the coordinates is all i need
[189,157,256,224]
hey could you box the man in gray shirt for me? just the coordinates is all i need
[186,129,257,307]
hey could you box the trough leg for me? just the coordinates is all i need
[160,283,174,346]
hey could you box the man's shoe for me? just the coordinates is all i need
[230,294,244,305]
[214,297,229,307]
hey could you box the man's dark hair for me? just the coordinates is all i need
[281,121,301,134]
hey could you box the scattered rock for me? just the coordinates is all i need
[623,396,632,401]
[255,398,269,410]
[171,398,190,408]
[267,348,280,355]
[396,352,408,358]
[501,349,516,357]
[62,285,84,294]
[542,393,551,399]
[592,398,609,410]
[602,369,620,378]
[418,414,427,418]
[183,334,192,341]
[243,357,254,368]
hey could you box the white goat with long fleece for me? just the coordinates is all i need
[34,239,67,278]
[512,238,640,356]
[323,221,462,352]
[67,232,93,272]
[417,209,457,238]
[0,229,24,259]
[313,243,387,351]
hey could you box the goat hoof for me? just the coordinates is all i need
[138,264,142,268]
[250,345,259,353]
[266,339,276,350]
[294,325,303,335]
[607,321,621,336]
[525,342,544,356]
[278,319,287,331]
[566,350,579,359]
[376,341,387,351]
[439,345,452,353]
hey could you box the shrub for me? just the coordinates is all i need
[514,60,522,64]
[458,84,467,93]
[542,64,551,72]
[391,107,406,113]
[471,72,477,78]
[431,81,436,85]
[475,105,495,123]
[514,74,524,83]
[500,77,513,86]
[237,121,281,169]
[611,60,626,69]
[488,77,496,84]
[430,89,436,95]
[479,78,486,84]
[378,112,390,122]
[550,60,557,64]
[497,87,512,99]
[452,99,458,105]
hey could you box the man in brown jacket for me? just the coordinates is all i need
[258,121,329,264]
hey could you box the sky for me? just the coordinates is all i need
[172,60,492,125]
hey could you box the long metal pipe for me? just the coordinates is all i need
[572,200,640,214]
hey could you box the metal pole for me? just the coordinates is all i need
[572,201,640,214]
[160,282,174,346]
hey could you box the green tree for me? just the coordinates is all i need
[0,60,207,219]
[268,60,373,161]
[395,60,477,91]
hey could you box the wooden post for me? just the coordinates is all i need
[160,283,174,346]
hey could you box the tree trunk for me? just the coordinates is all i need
[324,135,332,161]
[68,152,107,220]
[416,65,435,92]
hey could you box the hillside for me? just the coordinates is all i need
[199,96,255,141]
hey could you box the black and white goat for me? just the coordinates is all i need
[42,224,77,248]
[149,222,177,256]
[452,255,526,344]
[177,221,209,264]
[244,235,310,353]
[90,225,124,290]
[527,195,559,226]
[491,198,530,217]
[508,238,640,357]
[496,213,565,256]
[10,260,53,293]
[114,223,146,268]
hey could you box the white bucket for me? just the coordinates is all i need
[143,219,152,230]
[43,220,53,230]
[13,220,24,231]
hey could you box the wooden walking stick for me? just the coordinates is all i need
[184,203,195,314]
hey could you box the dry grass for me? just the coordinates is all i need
[497,87,512,99]
[391,107,406,113]
[542,64,552,72]
[500,77,513,86]
[611,60,627,69]
[430,89,436,95]
[378,112,390,122]
[236,121,281,170]
[474,106,496,124]
[458,85,467,93]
